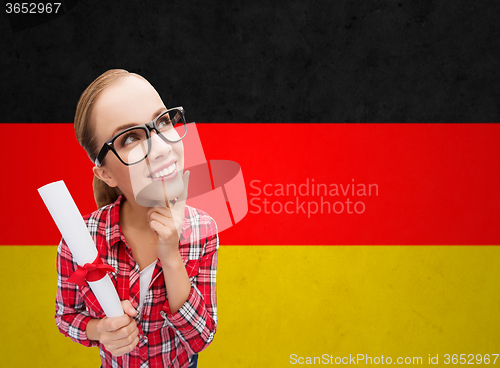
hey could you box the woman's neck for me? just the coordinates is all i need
[119,196,151,231]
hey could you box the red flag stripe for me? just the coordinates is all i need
[2,123,499,245]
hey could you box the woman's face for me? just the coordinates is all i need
[92,75,185,207]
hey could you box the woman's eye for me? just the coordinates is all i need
[122,133,139,146]
[158,119,173,129]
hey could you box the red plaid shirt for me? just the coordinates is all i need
[55,195,218,368]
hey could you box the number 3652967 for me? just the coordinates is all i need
[444,354,499,365]
[6,3,62,14]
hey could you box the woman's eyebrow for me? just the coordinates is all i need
[111,123,140,136]
[152,107,167,119]
[111,107,167,136]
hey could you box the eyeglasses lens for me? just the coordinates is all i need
[114,128,150,165]
[114,109,187,165]
[157,110,186,142]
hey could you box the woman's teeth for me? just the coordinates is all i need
[152,163,176,178]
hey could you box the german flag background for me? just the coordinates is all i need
[2,1,500,367]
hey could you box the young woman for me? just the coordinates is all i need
[55,69,218,368]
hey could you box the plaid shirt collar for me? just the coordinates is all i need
[105,194,127,249]
[104,195,191,249]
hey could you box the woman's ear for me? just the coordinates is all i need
[93,165,119,188]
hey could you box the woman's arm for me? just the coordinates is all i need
[55,239,99,347]
[56,239,140,356]
[158,248,192,313]
[146,172,218,354]
[161,217,219,355]
[147,206,219,354]
[85,318,100,341]
[55,240,139,356]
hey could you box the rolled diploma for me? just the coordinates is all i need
[38,180,124,318]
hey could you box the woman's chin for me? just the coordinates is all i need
[133,175,185,207]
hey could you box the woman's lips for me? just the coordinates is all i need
[148,161,179,182]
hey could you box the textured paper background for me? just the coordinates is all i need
[2,1,500,367]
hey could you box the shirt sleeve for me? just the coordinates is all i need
[160,216,219,355]
[54,238,99,347]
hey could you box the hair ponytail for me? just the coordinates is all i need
[92,176,122,209]
[74,69,144,209]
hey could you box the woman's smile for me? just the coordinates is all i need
[147,160,178,181]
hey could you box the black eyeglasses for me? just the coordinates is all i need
[95,106,187,166]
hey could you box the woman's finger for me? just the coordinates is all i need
[149,219,178,240]
[178,171,190,202]
[149,219,164,235]
[172,171,189,215]
[109,335,140,357]
[147,206,172,223]
[149,211,174,227]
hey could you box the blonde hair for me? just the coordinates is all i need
[74,69,147,209]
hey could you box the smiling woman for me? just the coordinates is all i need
[55,69,218,368]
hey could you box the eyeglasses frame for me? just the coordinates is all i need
[94,106,187,167]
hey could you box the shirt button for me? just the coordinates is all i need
[143,314,149,319]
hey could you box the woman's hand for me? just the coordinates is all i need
[95,300,139,357]
[147,171,190,261]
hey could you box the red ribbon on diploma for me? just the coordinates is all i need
[66,255,116,287]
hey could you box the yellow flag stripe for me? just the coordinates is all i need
[1,246,499,367]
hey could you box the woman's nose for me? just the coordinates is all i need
[148,131,172,161]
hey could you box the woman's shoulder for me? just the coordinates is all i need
[182,205,219,250]
[82,202,113,222]
[184,204,212,219]
[184,204,217,229]
[81,195,122,234]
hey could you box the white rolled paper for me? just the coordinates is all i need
[38,180,124,318]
